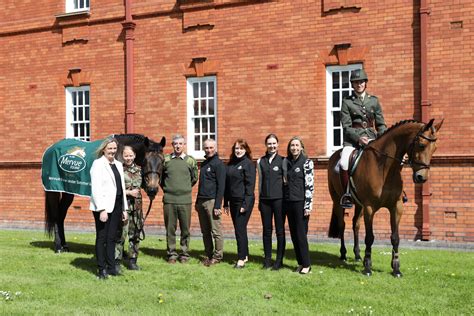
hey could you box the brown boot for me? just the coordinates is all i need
[339,170,353,208]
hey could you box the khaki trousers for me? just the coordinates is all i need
[196,198,224,261]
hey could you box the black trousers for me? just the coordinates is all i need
[229,198,254,260]
[285,200,310,267]
[259,199,286,263]
[93,195,123,270]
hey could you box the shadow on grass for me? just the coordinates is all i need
[140,243,375,273]
[30,241,95,255]
[70,257,97,275]
[140,247,239,266]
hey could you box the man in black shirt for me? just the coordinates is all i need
[195,139,226,266]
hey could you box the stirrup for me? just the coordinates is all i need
[340,193,353,209]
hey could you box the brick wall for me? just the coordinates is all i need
[1,0,473,243]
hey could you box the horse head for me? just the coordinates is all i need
[408,119,444,183]
[142,136,166,200]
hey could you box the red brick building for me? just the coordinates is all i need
[1,0,473,243]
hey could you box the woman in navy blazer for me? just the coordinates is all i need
[90,136,128,279]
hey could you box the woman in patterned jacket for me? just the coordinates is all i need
[283,136,314,275]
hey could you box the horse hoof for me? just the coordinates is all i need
[339,256,347,261]
[392,272,403,278]
[363,270,372,276]
[355,258,362,262]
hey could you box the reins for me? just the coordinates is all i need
[137,198,153,241]
[134,167,162,241]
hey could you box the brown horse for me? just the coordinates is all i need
[328,119,443,277]
[45,134,165,253]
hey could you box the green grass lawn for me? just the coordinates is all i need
[0,229,472,315]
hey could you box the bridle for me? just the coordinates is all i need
[405,128,437,170]
[135,154,163,240]
[366,125,437,170]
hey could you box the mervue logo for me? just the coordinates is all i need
[58,147,87,173]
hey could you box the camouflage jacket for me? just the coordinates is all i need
[123,163,142,211]
[341,93,387,147]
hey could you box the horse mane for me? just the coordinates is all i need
[377,119,423,140]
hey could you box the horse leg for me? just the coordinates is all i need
[390,200,404,277]
[56,193,74,252]
[362,206,375,276]
[352,204,363,261]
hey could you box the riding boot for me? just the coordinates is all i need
[339,170,353,209]
[128,258,140,270]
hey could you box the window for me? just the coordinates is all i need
[66,0,90,13]
[325,64,362,155]
[66,86,90,141]
[187,76,217,159]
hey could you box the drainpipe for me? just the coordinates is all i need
[122,0,136,133]
[420,0,431,240]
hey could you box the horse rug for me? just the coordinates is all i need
[41,138,104,197]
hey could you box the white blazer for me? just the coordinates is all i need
[89,155,128,213]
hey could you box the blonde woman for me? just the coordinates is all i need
[283,137,314,275]
[90,136,128,279]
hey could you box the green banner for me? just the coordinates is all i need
[41,138,104,197]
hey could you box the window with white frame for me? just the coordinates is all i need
[66,86,90,141]
[187,76,217,159]
[66,0,90,13]
[325,64,362,155]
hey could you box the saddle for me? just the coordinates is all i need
[348,149,364,176]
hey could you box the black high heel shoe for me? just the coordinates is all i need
[299,266,312,275]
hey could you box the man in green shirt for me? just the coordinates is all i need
[161,134,198,263]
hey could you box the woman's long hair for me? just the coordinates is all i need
[286,136,306,159]
[95,135,119,158]
[229,138,252,164]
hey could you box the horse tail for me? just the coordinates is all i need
[328,209,341,238]
[44,191,58,237]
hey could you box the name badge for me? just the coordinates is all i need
[295,167,301,173]
[237,165,243,170]
[273,166,279,171]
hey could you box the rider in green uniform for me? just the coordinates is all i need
[339,69,387,208]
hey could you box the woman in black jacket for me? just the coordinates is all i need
[257,134,285,270]
[224,139,256,269]
[283,136,314,275]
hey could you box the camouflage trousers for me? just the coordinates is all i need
[115,197,143,261]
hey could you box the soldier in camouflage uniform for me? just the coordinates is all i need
[115,146,143,270]
[339,69,387,208]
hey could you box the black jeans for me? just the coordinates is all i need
[259,199,286,263]
[229,198,254,260]
[93,195,123,270]
[285,200,310,267]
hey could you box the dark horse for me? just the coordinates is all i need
[44,134,166,253]
[328,119,443,277]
